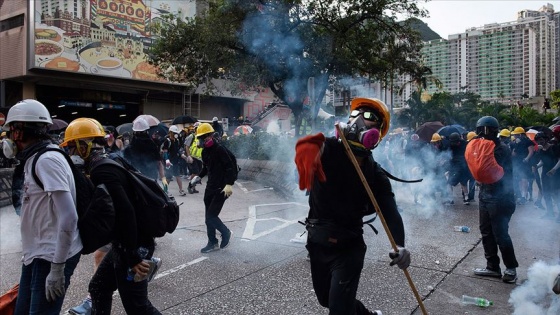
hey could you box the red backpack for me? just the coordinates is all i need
[465,138,504,184]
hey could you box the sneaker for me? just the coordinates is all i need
[220,230,233,249]
[147,257,162,282]
[370,311,383,315]
[187,184,194,194]
[200,242,219,253]
[516,197,526,205]
[534,200,545,209]
[463,199,470,205]
[179,190,187,196]
[473,268,502,278]
[68,297,92,315]
[502,268,517,283]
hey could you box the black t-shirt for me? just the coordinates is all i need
[511,136,534,162]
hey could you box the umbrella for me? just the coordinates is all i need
[552,116,560,124]
[437,124,467,138]
[49,118,68,131]
[116,122,133,135]
[415,121,444,142]
[526,126,553,138]
[172,115,197,125]
[233,125,253,136]
[136,114,160,127]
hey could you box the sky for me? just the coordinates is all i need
[419,0,553,39]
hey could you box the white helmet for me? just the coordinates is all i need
[212,117,218,122]
[132,117,150,132]
[3,99,52,130]
[169,125,180,134]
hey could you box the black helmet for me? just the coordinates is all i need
[449,132,461,141]
[476,116,499,128]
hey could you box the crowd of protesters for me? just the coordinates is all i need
[373,123,560,219]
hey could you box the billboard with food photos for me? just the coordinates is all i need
[31,0,195,83]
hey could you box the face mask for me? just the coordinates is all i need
[339,116,380,150]
[204,137,214,148]
[2,139,17,159]
[174,134,179,139]
[70,155,85,166]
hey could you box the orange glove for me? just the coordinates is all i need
[295,133,326,190]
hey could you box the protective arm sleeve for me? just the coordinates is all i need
[50,191,79,264]
[294,133,326,190]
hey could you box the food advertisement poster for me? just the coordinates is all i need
[32,0,195,83]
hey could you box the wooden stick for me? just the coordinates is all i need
[335,124,428,315]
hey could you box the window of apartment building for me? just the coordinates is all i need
[0,14,25,32]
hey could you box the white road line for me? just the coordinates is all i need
[235,181,274,193]
[153,256,208,280]
[242,202,308,240]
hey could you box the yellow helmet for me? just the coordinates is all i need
[499,129,511,137]
[511,127,525,135]
[466,131,476,141]
[195,122,215,138]
[60,118,106,147]
[430,133,442,142]
[350,97,390,139]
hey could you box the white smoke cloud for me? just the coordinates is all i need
[509,261,560,315]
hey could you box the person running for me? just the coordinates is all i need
[532,132,560,221]
[446,132,471,205]
[61,118,161,314]
[192,123,235,253]
[471,116,519,284]
[5,100,82,315]
[295,97,410,315]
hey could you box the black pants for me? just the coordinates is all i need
[479,198,519,271]
[204,188,229,244]
[306,241,372,315]
[89,248,160,315]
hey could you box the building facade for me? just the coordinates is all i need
[0,0,257,128]
[419,3,558,104]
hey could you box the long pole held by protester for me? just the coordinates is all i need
[335,123,429,315]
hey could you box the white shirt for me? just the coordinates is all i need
[20,146,82,265]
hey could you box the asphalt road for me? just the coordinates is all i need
[1,178,559,315]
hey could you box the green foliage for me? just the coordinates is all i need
[396,91,558,131]
[149,0,428,135]
[221,132,296,162]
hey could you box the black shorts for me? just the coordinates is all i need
[448,167,470,186]
[188,158,202,175]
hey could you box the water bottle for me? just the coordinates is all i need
[462,295,493,307]
[127,247,149,281]
[454,226,471,233]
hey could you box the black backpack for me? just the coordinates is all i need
[222,146,240,181]
[93,158,180,238]
[32,147,115,255]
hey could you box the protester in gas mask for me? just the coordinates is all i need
[3,100,82,314]
[294,97,409,315]
[190,122,235,253]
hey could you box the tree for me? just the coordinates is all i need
[149,0,427,135]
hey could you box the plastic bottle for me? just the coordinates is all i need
[462,295,493,307]
[454,226,471,233]
[127,247,149,281]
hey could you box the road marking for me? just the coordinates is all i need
[153,256,208,280]
[241,202,308,240]
[235,181,274,193]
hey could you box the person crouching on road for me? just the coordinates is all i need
[295,97,410,315]
[61,118,161,314]
[191,123,234,253]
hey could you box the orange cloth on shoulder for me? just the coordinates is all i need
[295,133,326,190]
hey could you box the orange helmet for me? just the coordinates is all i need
[350,97,390,139]
[466,131,476,141]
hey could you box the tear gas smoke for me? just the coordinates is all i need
[509,261,560,315]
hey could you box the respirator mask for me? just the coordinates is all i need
[197,136,214,148]
[338,114,381,150]
[2,138,17,159]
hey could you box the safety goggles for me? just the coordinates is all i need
[350,109,380,122]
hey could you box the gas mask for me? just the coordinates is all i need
[338,116,380,150]
[197,137,214,148]
[2,138,17,159]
